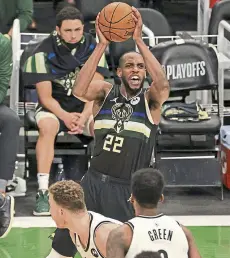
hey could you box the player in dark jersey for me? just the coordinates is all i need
[73,7,169,219]
[47,7,169,258]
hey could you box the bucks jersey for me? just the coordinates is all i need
[125,214,189,258]
[90,85,158,180]
[74,211,121,258]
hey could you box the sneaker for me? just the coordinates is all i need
[0,195,15,238]
[6,176,26,197]
[33,190,50,216]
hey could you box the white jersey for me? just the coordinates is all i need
[74,211,121,258]
[125,214,189,258]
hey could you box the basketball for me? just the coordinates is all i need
[98,2,136,42]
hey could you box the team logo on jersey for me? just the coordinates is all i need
[91,248,99,257]
[111,103,133,133]
[110,97,118,103]
[130,96,140,105]
[54,67,80,94]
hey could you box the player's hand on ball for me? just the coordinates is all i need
[96,13,110,46]
[132,7,143,41]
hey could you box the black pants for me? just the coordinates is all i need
[52,169,134,257]
[0,104,21,181]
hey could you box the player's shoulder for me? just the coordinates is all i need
[125,216,148,230]
[90,80,113,95]
[89,211,122,225]
[157,214,184,230]
[108,83,121,95]
[127,214,178,224]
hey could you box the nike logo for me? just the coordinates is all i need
[110,97,118,103]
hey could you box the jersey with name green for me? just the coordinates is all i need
[125,214,189,258]
[90,85,158,180]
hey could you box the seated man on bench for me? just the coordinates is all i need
[21,6,109,216]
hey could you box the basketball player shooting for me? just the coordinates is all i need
[72,5,170,221]
[72,2,170,225]
[72,5,171,217]
[74,7,170,124]
[106,168,202,258]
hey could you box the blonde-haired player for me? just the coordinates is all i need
[48,180,121,258]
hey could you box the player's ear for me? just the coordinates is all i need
[130,194,135,204]
[56,26,60,35]
[127,194,134,203]
[159,194,164,203]
[117,67,122,78]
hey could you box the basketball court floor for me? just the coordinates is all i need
[1,220,230,258]
[0,180,230,258]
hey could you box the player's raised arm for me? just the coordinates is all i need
[132,7,170,108]
[73,14,110,102]
[106,224,132,258]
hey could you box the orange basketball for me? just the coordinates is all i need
[98,2,135,42]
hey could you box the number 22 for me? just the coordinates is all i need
[103,134,124,153]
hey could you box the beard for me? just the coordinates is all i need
[121,75,145,96]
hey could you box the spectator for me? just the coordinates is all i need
[0,33,21,238]
[21,6,109,216]
[0,0,33,37]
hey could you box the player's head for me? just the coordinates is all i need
[135,251,161,258]
[130,168,165,210]
[49,180,86,228]
[117,51,146,95]
[56,6,84,45]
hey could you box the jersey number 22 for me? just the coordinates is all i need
[103,134,124,153]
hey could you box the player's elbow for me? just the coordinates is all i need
[72,88,90,102]
[73,88,92,103]
[72,86,84,98]
[72,82,89,98]
[72,85,85,97]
